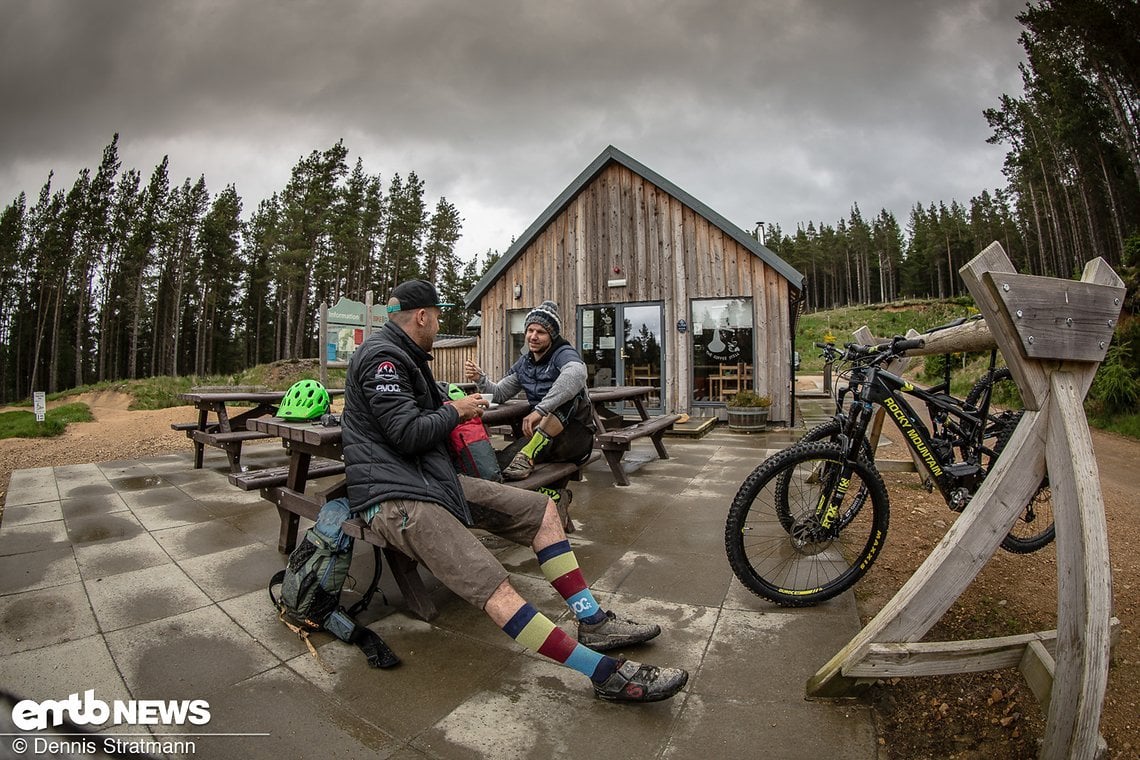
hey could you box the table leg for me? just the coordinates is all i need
[275,450,313,553]
[383,548,439,621]
[277,506,300,554]
[286,450,312,491]
[229,403,274,431]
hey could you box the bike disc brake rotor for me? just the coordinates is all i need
[788,518,834,555]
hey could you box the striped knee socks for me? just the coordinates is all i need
[537,539,606,625]
[502,603,618,683]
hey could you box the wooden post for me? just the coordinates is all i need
[806,242,1124,760]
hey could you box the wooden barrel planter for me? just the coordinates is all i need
[726,405,769,432]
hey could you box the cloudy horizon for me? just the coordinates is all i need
[1,0,1028,261]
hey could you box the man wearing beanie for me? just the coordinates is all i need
[465,299,596,485]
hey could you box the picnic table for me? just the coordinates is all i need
[176,389,343,472]
[239,414,593,621]
[588,386,682,486]
[483,386,681,486]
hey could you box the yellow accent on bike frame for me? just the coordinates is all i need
[818,475,849,529]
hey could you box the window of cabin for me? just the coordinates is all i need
[690,298,754,405]
[507,309,528,365]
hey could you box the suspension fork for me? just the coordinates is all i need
[814,394,873,531]
[813,462,856,531]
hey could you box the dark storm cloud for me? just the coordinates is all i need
[0,0,1027,256]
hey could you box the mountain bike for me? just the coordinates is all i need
[724,332,1054,607]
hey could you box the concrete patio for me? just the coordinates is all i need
[0,392,879,760]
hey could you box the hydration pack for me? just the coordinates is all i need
[269,497,399,670]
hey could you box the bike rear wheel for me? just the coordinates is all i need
[967,369,1055,553]
[726,442,890,607]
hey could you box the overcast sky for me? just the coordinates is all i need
[1,0,1028,261]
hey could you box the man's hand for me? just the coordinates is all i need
[451,393,489,422]
[464,359,483,382]
[522,410,543,437]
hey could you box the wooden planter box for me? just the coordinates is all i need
[726,406,769,432]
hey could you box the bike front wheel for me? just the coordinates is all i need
[725,442,890,607]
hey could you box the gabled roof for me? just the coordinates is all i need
[464,145,804,307]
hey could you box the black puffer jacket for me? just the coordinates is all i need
[342,321,471,524]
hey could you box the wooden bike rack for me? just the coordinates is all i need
[806,242,1125,759]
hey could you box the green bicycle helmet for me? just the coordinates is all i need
[278,379,331,420]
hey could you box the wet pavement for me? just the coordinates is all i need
[0,387,879,760]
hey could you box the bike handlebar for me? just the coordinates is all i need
[817,334,926,365]
[892,337,926,353]
[838,335,927,363]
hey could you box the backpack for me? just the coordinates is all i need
[443,385,502,481]
[447,415,502,481]
[268,497,400,670]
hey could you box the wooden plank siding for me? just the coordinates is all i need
[472,160,798,422]
[431,341,477,386]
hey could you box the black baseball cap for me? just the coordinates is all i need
[386,280,455,313]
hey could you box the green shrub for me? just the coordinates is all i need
[1090,344,1138,416]
[729,390,771,408]
[922,353,952,381]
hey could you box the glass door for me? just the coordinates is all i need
[578,302,664,413]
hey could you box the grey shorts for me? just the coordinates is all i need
[367,475,550,609]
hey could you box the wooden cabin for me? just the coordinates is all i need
[464,145,804,423]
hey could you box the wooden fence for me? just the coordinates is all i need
[806,242,1124,759]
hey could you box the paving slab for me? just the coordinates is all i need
[0,416,879,759]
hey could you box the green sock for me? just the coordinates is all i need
[520,429,551,459]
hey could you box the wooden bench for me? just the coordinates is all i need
[171,421,208,433]
[189,429,274,473]
[227,458,346,491]
[594,413,682,486]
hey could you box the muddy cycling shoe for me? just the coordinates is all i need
[556,488,574,533]
[501,451,534,481]
[578,610,661,652]
[593,659,688,703]
[538,486,574,533]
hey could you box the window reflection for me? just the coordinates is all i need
[691,298,754,404]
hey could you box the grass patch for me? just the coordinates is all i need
[796,299,977,374]
[1088,411,1140,439]
[0,403,93,439]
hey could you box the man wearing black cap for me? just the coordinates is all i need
[464,299,595,485]
[341,280,687,703]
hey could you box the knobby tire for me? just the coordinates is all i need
[967,369,1056,553]
[726,442,890,607]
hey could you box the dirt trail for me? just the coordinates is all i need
[0,393,196,506]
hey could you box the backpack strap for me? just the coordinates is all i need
[339,545,400,667]
[268,568,286,608]
[346,545,384,617]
